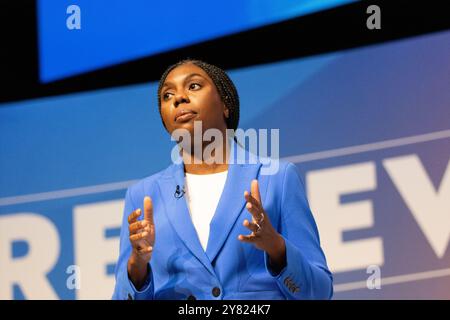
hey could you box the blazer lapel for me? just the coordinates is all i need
[206,160,262,263]
[156,163,215,276]
[156,140,263,271]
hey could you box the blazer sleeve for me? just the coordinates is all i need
[264,162,333,299]
[112,187,154,300]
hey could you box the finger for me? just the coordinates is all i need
[130,230,149,242]
[238,234,256,243]
[129,220,149,235]
[251,179,261,203]
[244,191,262,212]
[137,246,153,255]
[243,219,259,233]
[245,201,261,222]
[144,196,154,224]
[127,209,142,224]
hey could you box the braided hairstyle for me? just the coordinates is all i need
[157,59,240,132]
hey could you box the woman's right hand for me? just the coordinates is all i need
[127,196,155,289]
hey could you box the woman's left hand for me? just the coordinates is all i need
[238,179,286,270]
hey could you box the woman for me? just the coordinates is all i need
[112,59,333,300]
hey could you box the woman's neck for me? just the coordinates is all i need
[182,139,230,175]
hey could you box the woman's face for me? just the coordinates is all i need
[159,63,229,136]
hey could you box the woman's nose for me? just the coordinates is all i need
[174,93,189,108]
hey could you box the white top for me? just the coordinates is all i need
[184,170,228,251]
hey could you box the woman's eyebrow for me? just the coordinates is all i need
[161,73,206,91]
[184,73,205,82]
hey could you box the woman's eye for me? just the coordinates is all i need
[189,83,201,90]
[162,93,172,101]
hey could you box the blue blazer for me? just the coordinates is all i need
[113,146,333,300]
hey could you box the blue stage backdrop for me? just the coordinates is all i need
[37,0,356,82]
[1,30,450,299]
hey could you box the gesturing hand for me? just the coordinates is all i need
[127,196,155,289]
[238,180,286,271]
[128,196,155,263]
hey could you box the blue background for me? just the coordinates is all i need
[37,0,356,82]
[1,27,450,299]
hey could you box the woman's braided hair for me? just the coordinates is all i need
[157,59,240,132]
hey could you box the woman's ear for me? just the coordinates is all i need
[223,105,230,119]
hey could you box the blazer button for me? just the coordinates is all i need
[212,287,221,297]
[187,295,196,300]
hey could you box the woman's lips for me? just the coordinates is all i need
[175,110,197,123]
